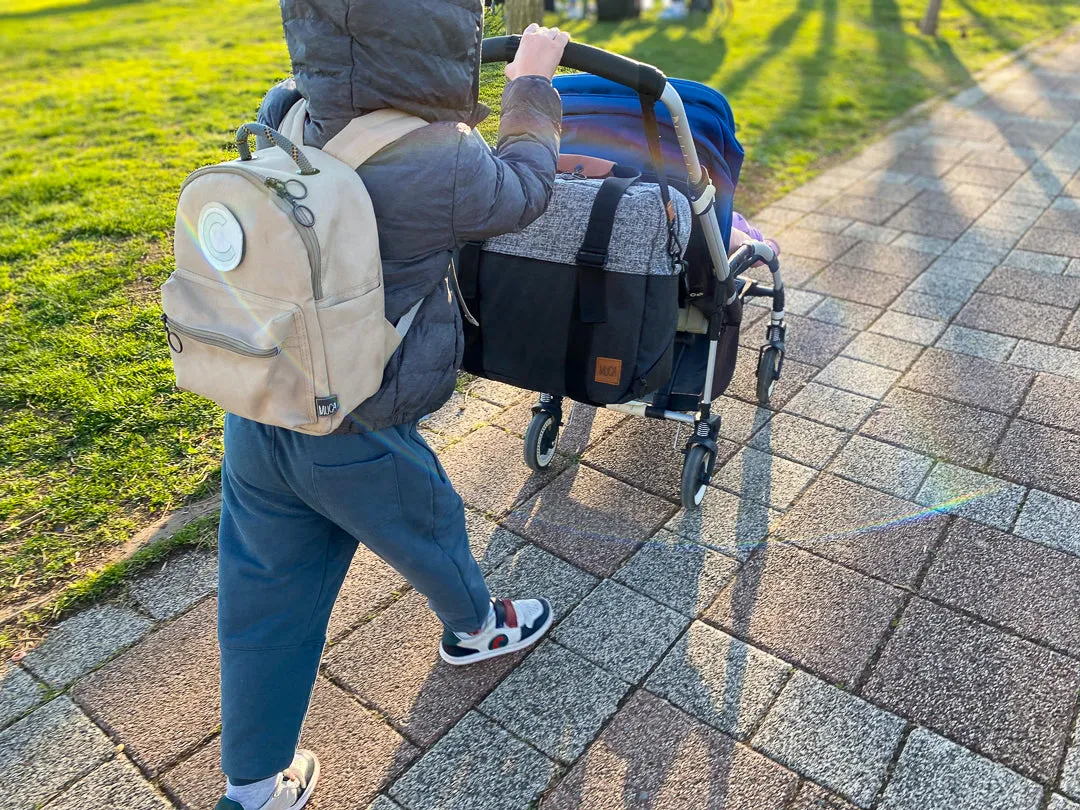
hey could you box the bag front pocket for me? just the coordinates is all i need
[162,269,315,429]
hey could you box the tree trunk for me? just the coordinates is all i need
[596,0,639,20]
[920,0,943,36]
[505,0,544,33]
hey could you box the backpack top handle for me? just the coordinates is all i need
[235,122,320,176]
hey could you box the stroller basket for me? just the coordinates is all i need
[477,37,788,510]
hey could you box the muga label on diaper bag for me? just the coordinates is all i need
[595,357,623,386]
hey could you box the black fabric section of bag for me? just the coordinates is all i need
[461,251,679,406]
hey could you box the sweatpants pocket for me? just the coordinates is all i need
[311,453,402,539]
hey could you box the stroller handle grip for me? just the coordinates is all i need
[482,36,668,98]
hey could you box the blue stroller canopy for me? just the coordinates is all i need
[552,74,745,247]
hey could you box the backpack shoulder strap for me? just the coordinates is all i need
[323,109,429,170]
[278,99,309,145]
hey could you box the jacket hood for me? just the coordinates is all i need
[280,0,487,141]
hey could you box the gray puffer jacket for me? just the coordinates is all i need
[259,0,561,433]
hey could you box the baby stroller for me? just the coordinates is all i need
[475,38,787,510]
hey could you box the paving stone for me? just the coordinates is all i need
[461,377,530,407]
[944,227,1019,264]
[664,490,779,561]
[503,465,674,578]
[439,427,570,517]
[1069,258,1080,276]
[891,232,954,255]
[800,213,856,234]
[830,435,934,499]
[543,690,800,810]
[813,357,901,399]
[877,728,1042,810]
[554,580,687,683]
[756,204,808,228]
[841,332,923,371]
[420,391,501,439]
[130,549,217,620]
[713,447,818,509]
[936,324,1018,361]
[716,396,774,443]
[841,222,902,245]
[916,463,1026,531]
[774,474,947,587]
[992,419,1080,499]
[583,417,737,503]
[805,264,908,308]
[389,711,556,810]
[326,548,409,641]
[983,266,1080,309]
[1013,489,1080,557]
[0,665,44,731]
[785,383,877,431]
[749,413,849,469]
[1020,373,1080,433]
[0,697,114,810]
[888,290,966,321]
[945,164,1024,189]
[886,206,974,240]
[1018,227,1080,258]
[913,189,993,217]
[482,543,597,622]
[864,598,1080,782]
[1062,311,1080,350]
[838,241,937,280]
[705,544,904,687]
[845,180,922,204]
[1065,731,1080,802]
[646,621,791,740]
[782,230,861,263]
[465,508,525,573]
[1002,248,1071,274]
[770,314,858,369]
[900,347,1033,415]
[923,519,1080,656]
[861,388,1009,468]
[780,255,831,287]
[1050,797,1080,810]
[727,350,817,410]
[926,254,997,281]
[1035,208,1080,234]
[1009,340,1080,380]
[368,798,404,810]
[808,297,882,330]
[614,529,740,617]
[44,756,172,810]
[23,605,153,689]
[869,310,947,345]
[789,782,862,810]
[495,400,627,456]
[73,599,219,775]
[752,671,905,808]
[906,268,983,300]
[481,641,629,763]
[818,196,905,225]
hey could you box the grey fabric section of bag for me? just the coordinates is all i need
[258,3,561,434]
[483,177,692,276]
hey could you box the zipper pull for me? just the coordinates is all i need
[161,314,183,353]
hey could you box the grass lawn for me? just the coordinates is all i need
[1,0,1079,620]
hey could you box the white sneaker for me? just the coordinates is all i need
[439,598,553,665]
[215,750,320,810]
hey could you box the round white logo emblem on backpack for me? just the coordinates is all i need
[198,203,244,272]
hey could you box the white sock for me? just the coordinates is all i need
[227,774,281,810]
[455,604,496,640]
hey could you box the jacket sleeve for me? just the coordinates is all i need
[451,76,562,243]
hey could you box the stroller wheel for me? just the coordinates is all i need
[757,346,783,406]
[524,411,560,471]
[681,445,714,510]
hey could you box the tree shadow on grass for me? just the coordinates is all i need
[0,0,149,21]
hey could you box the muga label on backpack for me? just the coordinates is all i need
[315,396,341,418]
[595,357,622,386]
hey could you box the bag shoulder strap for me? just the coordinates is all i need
[575,167,641,270]
[324,108,429,170]
[279,99,308,145]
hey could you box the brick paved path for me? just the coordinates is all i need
[6,31,1080,810]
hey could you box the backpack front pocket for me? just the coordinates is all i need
[162,269,316,429]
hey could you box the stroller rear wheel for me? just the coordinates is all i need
[524,411,560,471]
[680,444,714,510]
[757,346,783,406]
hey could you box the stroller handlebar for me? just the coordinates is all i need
[481,36,668,98]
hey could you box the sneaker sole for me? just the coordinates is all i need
[293,753,320,810]
[438,604,554,666]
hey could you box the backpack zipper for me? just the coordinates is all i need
[181,165,324,298]
[161,314,281,358]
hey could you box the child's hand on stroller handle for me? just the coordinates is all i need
[505,23,570,82]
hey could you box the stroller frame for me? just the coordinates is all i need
[481,38,787,509]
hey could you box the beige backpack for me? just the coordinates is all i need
[162,101,427,435]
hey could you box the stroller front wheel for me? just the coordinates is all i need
[757,346,783,406]
[681,444,714,510]
[524,411,560,471]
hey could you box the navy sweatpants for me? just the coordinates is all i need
[217,413,491,781]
